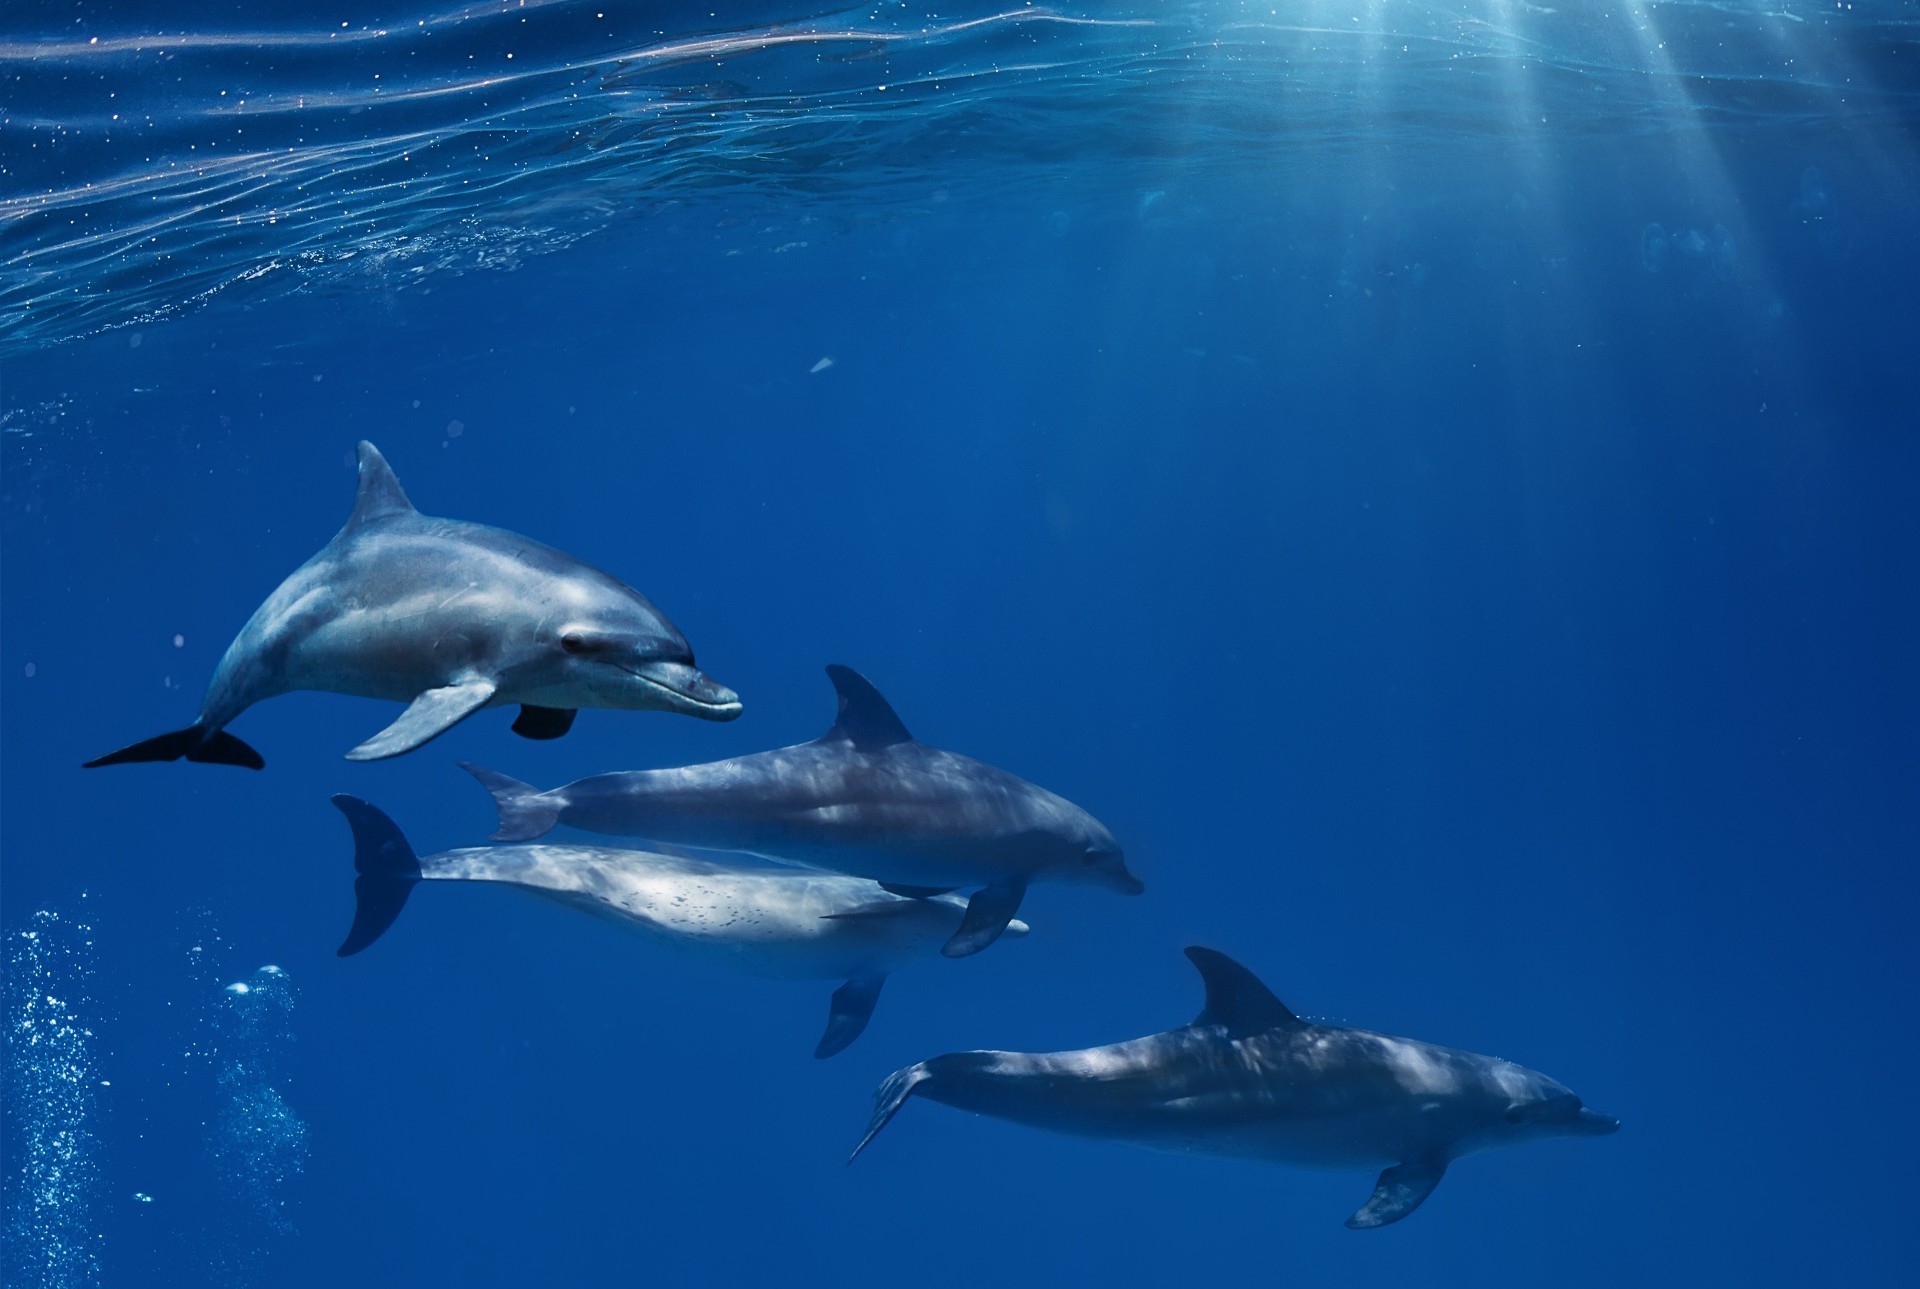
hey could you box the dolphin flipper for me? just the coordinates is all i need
[511,705,576,740]
[459,760,564,841]
[941,875,1028,958]
[848,1062,934,1163]
[331,795,423,956]
[83,725,265,770]
[347,678,498,761]
[1347,1159,1448,1230]
[815,974,886,1060]
[879,882,956,899]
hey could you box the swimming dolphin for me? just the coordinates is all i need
[850,947,1618,1227]
[330,795,1026,1058]
[83,441,740,769]
[460,664,1137,958]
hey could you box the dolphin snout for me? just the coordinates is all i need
[630,660,744,720]
[1573,1107,1621,1135]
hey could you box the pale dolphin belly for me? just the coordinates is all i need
[419,845,967,981]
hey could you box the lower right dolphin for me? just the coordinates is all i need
[849,946,1618,1228]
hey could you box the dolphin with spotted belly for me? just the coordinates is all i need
[330,795,1025,1058]
[850,947,1618,1227]
[460,664,1139,959]
[83,441,740,769]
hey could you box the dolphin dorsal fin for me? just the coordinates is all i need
[347,441,417,529]
[822,665,913,750]
[1186,946,1303,1038]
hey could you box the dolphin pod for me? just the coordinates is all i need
[83,441,740,769]
[86,441,1615,1229]
[850,947,1619,1227]
[458,664,1141,958]
[329,795,1024,1058]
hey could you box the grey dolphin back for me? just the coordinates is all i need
[816,974,887,1060]
[820,665,914,750]
[331,795,424,956]
[460,760,563,841]
[1347,1159,1448,1229]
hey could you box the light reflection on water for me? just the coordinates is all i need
[0,1,1912,353]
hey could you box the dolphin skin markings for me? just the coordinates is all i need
[460,664,1139,959]
[850,947,1618,1228]
[84,441,740,769]
[330,795,1025,1058]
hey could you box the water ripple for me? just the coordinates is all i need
[1,1,1914,352]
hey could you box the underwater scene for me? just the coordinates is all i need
[3,1,1917,1284]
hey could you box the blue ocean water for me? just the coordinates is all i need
[4,0,1917,1283]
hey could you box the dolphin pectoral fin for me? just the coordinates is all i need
[1347,1159,1448,1230]
[510,705,577,740]
[821,900,927,922]
[346,679,497,761]
[848,1062,933,1163]
[330,795,423,956]
[879,882,956,899]
[941,876,1028,958]
[815,975,886,1060]
[83,725,264,770]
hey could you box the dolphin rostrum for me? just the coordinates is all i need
[330,795,1025,1058]
[850,947,1618,1227]
[460,664,1138,958]
[84,441,740,769]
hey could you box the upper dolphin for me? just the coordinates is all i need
[850,947,1618,1228]
[330,795,1021,1058]
[84,441,741,769]
[460,664,1138,957]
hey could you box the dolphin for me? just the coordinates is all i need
[460,664,1139,959]
[84,441,740,769]
[850,947,1618,1227]
[330,795,1026,1058]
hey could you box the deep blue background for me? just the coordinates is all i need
[5,6,1919,1284]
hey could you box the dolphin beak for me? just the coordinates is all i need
[627,660,744,721]
[1095,855,1144,896]
[1573,1108,1621,1135]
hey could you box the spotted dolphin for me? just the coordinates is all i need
[84,441,740,769]
[850,947,1618,1227]
[460,664,1137,958]
[330,795,1025,1058]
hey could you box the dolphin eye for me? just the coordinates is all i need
[560,631,587,654]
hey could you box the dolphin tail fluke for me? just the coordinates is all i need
[83,725,264,770]
[941,876,1028,958]
[458,760,561,841]
[848,1062,933,1163]
[331,795,423,956]
[815,975,886,1060]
